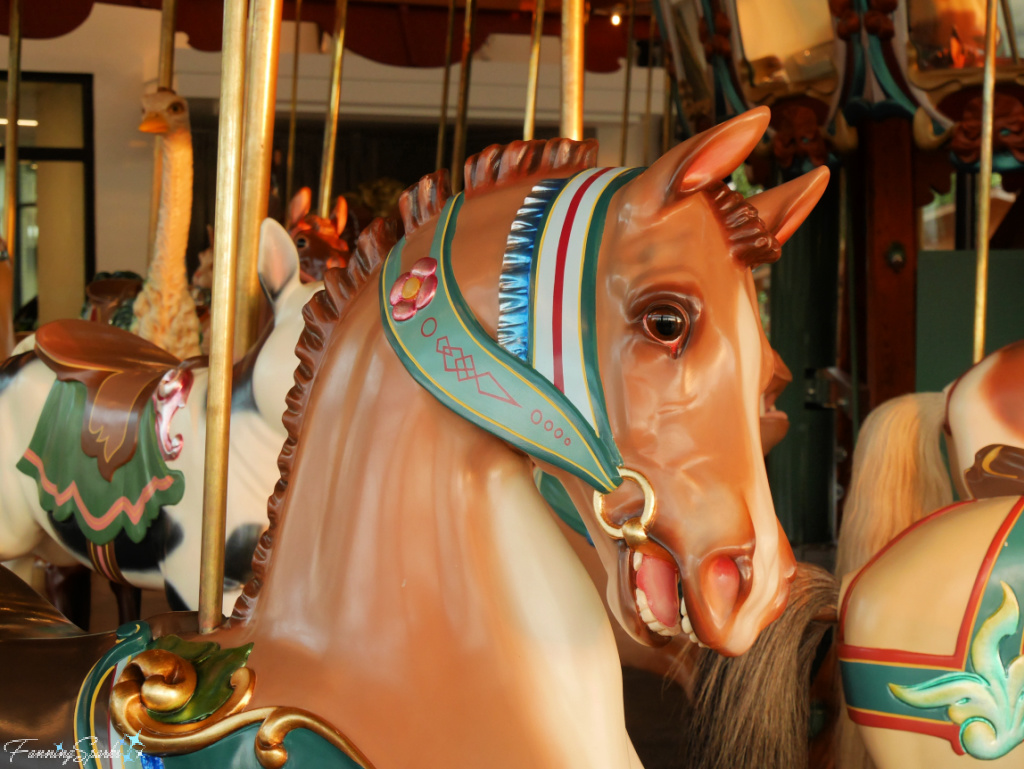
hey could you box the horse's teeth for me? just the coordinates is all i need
[636,587,650,611]
[632,551,643,571]
[679,594,689,618]
[636,586,681,636]
[681,614,693,634]
[688,631,699,645]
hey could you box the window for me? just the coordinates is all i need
[0,72,95,328]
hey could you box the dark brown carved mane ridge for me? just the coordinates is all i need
[707,183,782,268]
[230,217,399,624]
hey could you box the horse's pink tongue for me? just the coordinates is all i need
[636,555,679,626]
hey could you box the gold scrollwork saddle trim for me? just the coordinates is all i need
[109,648,374,769]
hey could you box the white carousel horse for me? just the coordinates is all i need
[0,220,318,615]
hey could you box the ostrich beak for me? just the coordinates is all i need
[139,112,169,134]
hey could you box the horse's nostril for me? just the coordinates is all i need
[703,555,741,626]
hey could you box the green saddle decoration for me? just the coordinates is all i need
[16,379,184,545]
[145,635,254,725]
[840,500,1024,759]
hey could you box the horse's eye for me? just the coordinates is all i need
[643,303,690,355]
[295,236,308,248]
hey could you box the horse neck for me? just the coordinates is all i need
[235,259,634,766]
[246,285,536,633]
[149,129,192,296]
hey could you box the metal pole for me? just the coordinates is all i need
[523,0,545,141]
[4,0,20,263]
[234,0,283,356]
[436,0,457,169]
[147,0,178,266]
[642,12,656,164]
[560,0,585,139]
[199,0,247,635]
[974,0,998,363]
[318,0,348,219]
[619,0,636,164]
[999,0,1019,63]
[450,0,477,193]
[285,0,303,206]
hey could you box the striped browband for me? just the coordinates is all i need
[381,167,641,493]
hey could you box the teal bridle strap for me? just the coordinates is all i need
[380,190,624,493]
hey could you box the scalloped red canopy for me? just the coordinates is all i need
[0,0,650,73]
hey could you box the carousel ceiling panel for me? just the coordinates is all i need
[0,0,649,73]
[0,0,94,39]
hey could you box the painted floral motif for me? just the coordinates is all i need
[389,257,438,321]
[890,581,1024,760]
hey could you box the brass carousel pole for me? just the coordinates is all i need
[234,0,282,356]
[973,0,998,363]
[523,0,544,141]
[199,0,247,634]
[436,0,456,169]
[450,0,477,193]
[147,0,178,265]
[618,0,636,164]
[318,0,348,219]
[285,0,303,206]
[642,12,656,164]
[4,0,20,262]
[561,0,584,139]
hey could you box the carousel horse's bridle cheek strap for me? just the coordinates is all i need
[380,170,656,530]
[592,467,657,549]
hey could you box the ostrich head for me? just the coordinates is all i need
[139,88,190,136]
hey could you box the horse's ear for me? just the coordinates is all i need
[288,187,312,230]
[624,108,770,217]
[332,196,348,230]
[258,219,300,300]
[747,166,830,246]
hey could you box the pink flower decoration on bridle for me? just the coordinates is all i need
[389,257,438,321]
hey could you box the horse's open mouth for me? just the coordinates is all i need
[628,545,700,646]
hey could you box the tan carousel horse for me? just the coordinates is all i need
[836,340,1024,582]
[1,109,830,768]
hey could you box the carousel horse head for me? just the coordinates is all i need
[286,187,350,281]
[234,109,829,669]
[503,108,828,655]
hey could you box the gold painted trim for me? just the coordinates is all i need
[108,649,374,767]
[593,466,657,546]
[255,708,375,769]
[981,446,1018,479]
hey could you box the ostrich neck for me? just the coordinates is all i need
[149,129,192,294]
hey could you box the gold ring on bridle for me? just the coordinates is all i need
[592,467,657,549]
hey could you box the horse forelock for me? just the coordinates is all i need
[705,182,781,268]
[230,217,400,625]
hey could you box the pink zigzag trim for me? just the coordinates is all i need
[21,448,176,532]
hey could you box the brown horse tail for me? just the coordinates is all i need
[682,563,838,769]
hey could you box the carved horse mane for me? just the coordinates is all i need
[233,137,600,623]
[232,134,789,625]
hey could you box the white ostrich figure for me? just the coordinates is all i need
[131,88,201,360]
